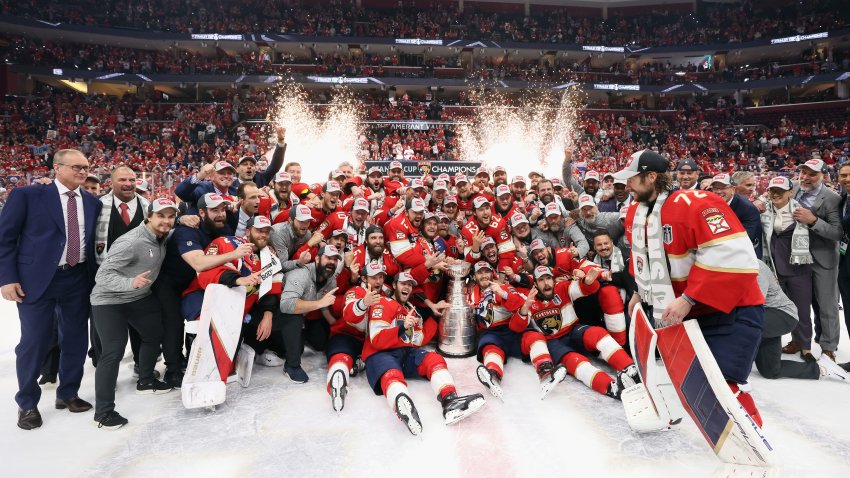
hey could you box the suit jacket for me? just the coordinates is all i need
[0,182,101,303]
[729,194,763,259]
[838,193,850,268]
[797,184,842,269]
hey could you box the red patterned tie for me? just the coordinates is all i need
[66,191,80,266]
[119,202,131,226]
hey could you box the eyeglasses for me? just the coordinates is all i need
[57,163,90,172]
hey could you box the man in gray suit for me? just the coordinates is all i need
[571,193,625,252]
[789,158,843,361]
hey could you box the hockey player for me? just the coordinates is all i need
[315,197,370,253]
[510,266,639,398]
[493,184,521,221]
[363,272,485,436]
[383,197,427,268]
[616,149,766,426]
[469,262,567,400]
[461,196,516,266]
[327,262,387,412]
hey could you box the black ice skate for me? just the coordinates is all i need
[476,365,504,401]
[439,392,486,426]
[537,362,567,400]
[617,364,642,390]
[394,393,423,436]
[606,379,623,400]
[330,369,347,412]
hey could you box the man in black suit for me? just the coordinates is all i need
[835,163,850,371]
[711,173,763,259]
[0,149,102,430]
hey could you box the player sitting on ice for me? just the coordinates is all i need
[363,272,485,436]
[528,238,628,345]
[468,261,567,400]
[326,263,387,412]
[511,266,640,399]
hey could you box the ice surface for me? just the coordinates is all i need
[0,298,848,477]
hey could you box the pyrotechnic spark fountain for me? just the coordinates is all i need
[268,83,364,183]
[457,87,583,179]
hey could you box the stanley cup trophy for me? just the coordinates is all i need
[437,262,477,358]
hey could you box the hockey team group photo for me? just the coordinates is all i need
[1,0,850,477]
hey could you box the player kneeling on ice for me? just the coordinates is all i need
[468,261,567,400]
[326,262,388,411]
[181,215,283,385]
[511,266,639,399]
[363,272,485,435]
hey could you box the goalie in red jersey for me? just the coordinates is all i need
[363,272,485,436]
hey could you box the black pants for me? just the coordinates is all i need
[152,277,187,373]
[278,312,306,368]
[40,309,61,378]
[754,309,819,380]
[242,308,285,356]
[304,318,331,352]
[92,295,164,416]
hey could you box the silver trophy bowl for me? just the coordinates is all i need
[437,262,477,358]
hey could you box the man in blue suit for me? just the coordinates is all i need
[0,149,102,430]
[711,173,763,259]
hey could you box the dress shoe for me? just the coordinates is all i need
[840,362,850,373]
[38,374,57,385]
[781,341,801,354]
[17,408,42,430]
[822,350,837,362]
[801,351,817,362]
[55,397,93,413]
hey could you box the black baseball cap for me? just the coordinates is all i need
[676,158,700,172]
[613,150,670,180]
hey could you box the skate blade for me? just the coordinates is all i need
[330,370,347,412]
[396,395,422,436]
[540,366,568,400]
[476,367,504,402]
[444,397,486,426]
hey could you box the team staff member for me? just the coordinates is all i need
[0,149,101,430]
[90,198,179,430]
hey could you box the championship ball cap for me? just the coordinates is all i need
[274,171,293,183]
[584,170,600,182]
[214,160,236,172]
[603,172,615,180]
[578,193,596,209]
[409,178,425,190]
[367,166,383,177]
[711,173,732,186]
[437,173,451,182]
[352,198,369,212]
[768,176,792,191]
[198,193,232,209]
[544,202,562,217]
[319,244,342,258]
[323,181,342,194]
[389,160,403,171]
[551,178,564,189]
[495,184,511,197]
[330,228,347,237]
[481,236,496,248]
[396,271,418,285]
[676,158,699,172]
[135,178,151,191]
[494,166,507,173]
[423,211,437,222]
[619,206,629,220]
[534,266,554,279]
[363,262,386,277]
[331,169,346,179]
[246,215,272,230]
[613,149,670,180]
[511,175,526,185]
[436,211,450,222]
[238,155,257,164]
[474,261,493,273]
[292,204,314,222]
[433,179,449,191]
[443,194,458,205]
[528,171,543,179]
[800,158,827,173]
[454,174,469,185]
[408,197,427,212]
[475,167,489,177]
[613,177,628,186]
[511,213,529,227]
[472,196,491,209]
[529,238,546,252]
[148,197,178,214]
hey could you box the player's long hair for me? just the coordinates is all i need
[652,172,674,194]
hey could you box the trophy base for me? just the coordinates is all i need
[436,347,476,359]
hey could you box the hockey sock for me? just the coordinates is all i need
[729,382,763,428]
[419,352,457,400]
[326,353,354,395]
[598,285,626,345]
[521,331,552,369]
[561,352,612,395]
[482,345,505,379]
[583,325,633,371]
[380,369,409,411]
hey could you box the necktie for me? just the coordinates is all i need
[66,191,80,266]
[616,202,624,210]
[119,202,131,226]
